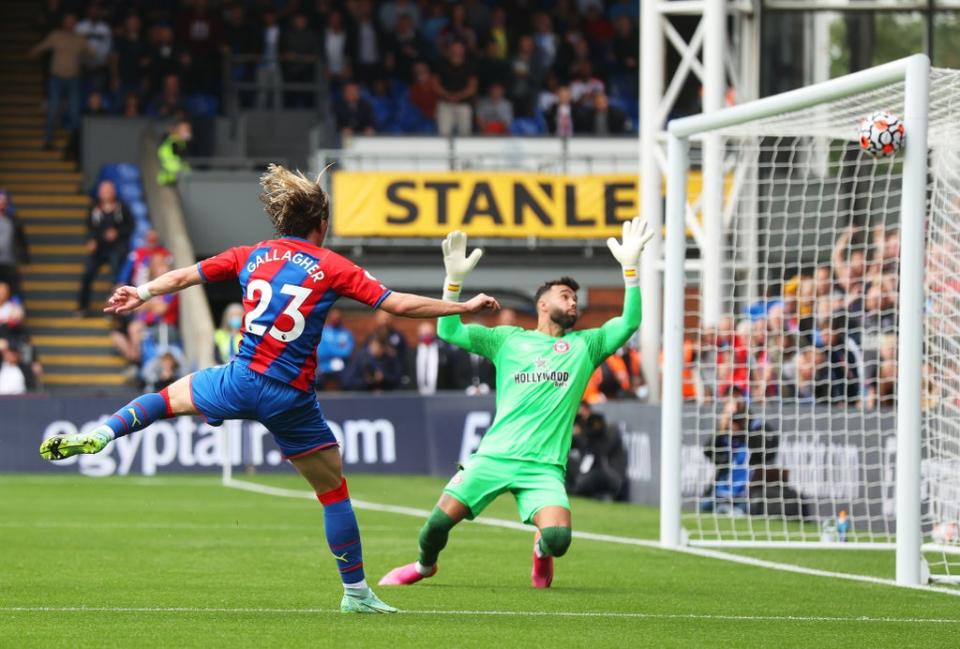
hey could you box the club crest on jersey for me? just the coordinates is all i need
[553,341,571,354]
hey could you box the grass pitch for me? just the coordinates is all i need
[1,473,958,648]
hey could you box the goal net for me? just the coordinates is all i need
[662,56,960,584]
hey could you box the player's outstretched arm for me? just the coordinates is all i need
[593,217,653,359]
[379,291,499,318]
[104,264,203,315]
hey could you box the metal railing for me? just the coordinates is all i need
[221,53,329,116]
[183,156,288,171]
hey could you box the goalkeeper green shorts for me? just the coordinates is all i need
[442,455,570,524]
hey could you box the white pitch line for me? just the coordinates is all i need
[224,478,662,547]
[0,520,396,533]
[2,606,958,625]
[223,478,960,597]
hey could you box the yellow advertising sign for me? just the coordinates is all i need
[332,171,718,239]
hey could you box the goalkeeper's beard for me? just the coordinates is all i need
[550,307,578,330]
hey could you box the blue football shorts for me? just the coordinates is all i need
[190,361,338,459]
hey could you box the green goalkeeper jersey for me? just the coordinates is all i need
[437,286,641,467]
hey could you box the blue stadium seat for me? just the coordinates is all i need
[116,182,143,204]
[128,201,149,223]
[511,113,547,136]
[96,163,142,187]
[510,118,540,136]
[369,96,396,131]
[186,94,220,117]
[393,98,435,134]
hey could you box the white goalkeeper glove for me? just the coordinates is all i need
[606,216,653,286]
[442,230,483,299]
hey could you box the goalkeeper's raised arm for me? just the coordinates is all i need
[587,216,653,362]
[436,231,511,359]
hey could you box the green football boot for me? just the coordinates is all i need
[39,426,114,461]
[339,587,399,614]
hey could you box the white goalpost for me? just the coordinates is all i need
[661,54,960,587]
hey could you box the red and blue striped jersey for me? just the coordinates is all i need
[197,236,391,391]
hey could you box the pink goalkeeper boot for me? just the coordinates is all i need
[378,562,438,586]
[531,531,554,588]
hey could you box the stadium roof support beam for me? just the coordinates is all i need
[640,0,757,401]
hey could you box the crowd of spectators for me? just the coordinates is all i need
[30,0,638,141]
[107,226,182,389]
[327,0,638,137]
[689,224,902,411]
[0,192,41,395]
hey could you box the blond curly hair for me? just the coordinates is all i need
[258,163,329,238]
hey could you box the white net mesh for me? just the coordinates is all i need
[678,68,960,579]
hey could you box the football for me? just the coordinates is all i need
[859,111,906,157]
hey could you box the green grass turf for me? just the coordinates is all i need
[1,473,958,649]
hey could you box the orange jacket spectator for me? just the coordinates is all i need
[659,339,698,400]
[583,354,630,404]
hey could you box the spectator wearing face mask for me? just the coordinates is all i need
[214,302,244,364]
[414,321,468,394]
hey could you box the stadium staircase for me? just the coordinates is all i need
[0,0,127,392]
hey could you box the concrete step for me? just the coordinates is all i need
[23,224,85,236]
[28,317,111,330]
[32,335,115,348]
[2,182,79,194]
[25,298,82,312]
[0,114,45,126]
[24,262,85,274]
[41,374,129,386]
[0,138,68,150]
[0,160,78,172]
[0,171,82,183]
[23,279,111,292]
[15,193,90,206]
[40,354,127,368]
[0,128,61,139]
[0,149,70,161]
[18,209,87,219]
[0,71,43,83]
[31,244,87,255]
[0,94,44,106]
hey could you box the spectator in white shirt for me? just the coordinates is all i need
[324,10,348,85]
[0,339,26,395]
[75,3,111,91]
[570,61,605,106]
[256,10,282,108]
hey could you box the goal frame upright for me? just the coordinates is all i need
[659,54,931,586]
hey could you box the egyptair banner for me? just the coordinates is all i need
[331,171,715,239]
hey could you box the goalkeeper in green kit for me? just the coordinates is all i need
[379,217,652,589]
